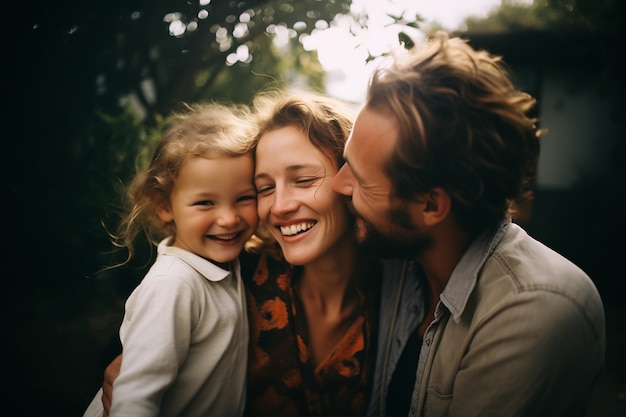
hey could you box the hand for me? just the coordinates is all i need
[101,354,122,417]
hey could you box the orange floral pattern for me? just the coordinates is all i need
[276,273,290,291]
[242,252,382,417]
[259,297,289,330]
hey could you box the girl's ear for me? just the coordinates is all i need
[421,187,451,226]
[152,192,173,223]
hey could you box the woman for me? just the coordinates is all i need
[243,90,382,416]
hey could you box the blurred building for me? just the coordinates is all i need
[465,29,622,192]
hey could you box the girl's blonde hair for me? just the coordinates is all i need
[112,102,257,266]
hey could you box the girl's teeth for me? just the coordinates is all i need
[214,234,236,240]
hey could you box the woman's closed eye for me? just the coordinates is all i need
[256,184,274,195]
[255,176,322,196]
[295,177,318,186]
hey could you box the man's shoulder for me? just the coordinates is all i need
[479,223,604,330]
[492,223,596,291]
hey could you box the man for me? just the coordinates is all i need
[331,31,605,417]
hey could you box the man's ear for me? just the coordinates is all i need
[152,192,173,223]
[422,187,451,226]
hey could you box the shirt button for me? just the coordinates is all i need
[425,338,431,346]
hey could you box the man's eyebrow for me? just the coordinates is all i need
[343,156,364,183]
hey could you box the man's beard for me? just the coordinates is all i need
[355,206,433,259]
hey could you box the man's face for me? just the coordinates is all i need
[332,106,433,258]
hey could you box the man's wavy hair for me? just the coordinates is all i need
[367,31,541,233]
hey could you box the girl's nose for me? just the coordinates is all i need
[216,208,240,227]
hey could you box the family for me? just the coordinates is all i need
[83,31,605,417]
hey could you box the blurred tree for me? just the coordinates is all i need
[461,0,624,93]
[30,0,351,120]
[12,0,354,303]
[462,0,623,34]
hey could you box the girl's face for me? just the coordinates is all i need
[157,155,258,265]
[254,125,353,266]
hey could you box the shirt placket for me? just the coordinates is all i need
[408,301,449,417]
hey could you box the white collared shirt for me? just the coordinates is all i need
[108,237,249,417]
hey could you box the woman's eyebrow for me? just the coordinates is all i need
[254,163,321,180]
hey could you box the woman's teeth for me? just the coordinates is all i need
[280,222,314,236]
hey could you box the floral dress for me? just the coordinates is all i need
[242,251,382,416]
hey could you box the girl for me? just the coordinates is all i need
[84,103,258,417]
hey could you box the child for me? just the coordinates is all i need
[84,102,259,417]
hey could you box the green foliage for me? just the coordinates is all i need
[460,0,624,111]
[463,1,538,31]
[531,0,623,34]
[17,0,353,300]
[29,0,351,122]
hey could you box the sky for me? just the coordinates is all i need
[308,0,523,103]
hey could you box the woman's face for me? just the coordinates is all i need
[254,125,354,266]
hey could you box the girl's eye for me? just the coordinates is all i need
[195,200,215,207]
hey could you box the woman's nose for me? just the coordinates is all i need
[271,187,299,216]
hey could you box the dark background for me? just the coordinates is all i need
[4,1,624,416]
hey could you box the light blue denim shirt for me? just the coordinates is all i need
[369,219,605,417]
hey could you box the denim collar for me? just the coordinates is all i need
[439,218,510,323]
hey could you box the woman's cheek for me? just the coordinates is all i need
[256,197,271,222]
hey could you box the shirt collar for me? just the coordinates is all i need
[158,237,231,282]
[439,218,510,323]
